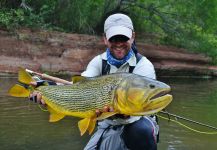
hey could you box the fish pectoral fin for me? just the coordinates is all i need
[49,113,65,122]
[8,84,30,97]
[47,106,65,122]
[78,118,91,136]
[96,112,118,120]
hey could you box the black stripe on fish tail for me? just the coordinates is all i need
[17,81,30,89]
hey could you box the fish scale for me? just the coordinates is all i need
[36,75,123,112]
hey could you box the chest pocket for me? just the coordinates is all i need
[101,53,142,75]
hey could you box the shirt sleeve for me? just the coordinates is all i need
[133,57,156,79]
[81,55,102,77]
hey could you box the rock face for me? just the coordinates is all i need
[0,29,217,77]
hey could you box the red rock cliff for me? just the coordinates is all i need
[0,29,217,77]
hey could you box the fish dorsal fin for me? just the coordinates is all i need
[71,76,86,83]
[18,67,35,84]
[78,118,91,136]
[47,106,65,122]
[8,84,30,97]
[96,112,118,120]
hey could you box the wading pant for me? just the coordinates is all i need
[84,116,158,150]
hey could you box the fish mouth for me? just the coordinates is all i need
[136,88,173,116]
[149,88,171,101]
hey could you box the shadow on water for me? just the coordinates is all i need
[1,76,217,150]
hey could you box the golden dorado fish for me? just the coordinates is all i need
[8,68,172,135]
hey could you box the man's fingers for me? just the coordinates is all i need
[40,99,46,105]
[103,106,109,112]
[36,93,46,105]
[30,81,37,86]
[29,93,33,101]
[101,106,114,113]
[95,106,115,117]
[109,106,114,112]
[36,93,42,103]
[95,109,101,117]
[29,92,46,105]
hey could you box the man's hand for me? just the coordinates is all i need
[29,81,46,105]
[29,91,46,105]
[95,106,114,117]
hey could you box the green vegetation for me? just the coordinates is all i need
[1,0,217,64]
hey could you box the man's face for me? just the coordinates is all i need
[104,34,135,60]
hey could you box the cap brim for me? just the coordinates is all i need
[105,26,132,40]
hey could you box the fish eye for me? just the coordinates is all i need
[149,84,155,89]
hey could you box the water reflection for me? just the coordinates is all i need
[1,76,217,150]
[0,76,90,150]
[158,77,217,150]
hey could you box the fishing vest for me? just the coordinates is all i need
[101,53,143,75]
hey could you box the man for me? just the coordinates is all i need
[30,13,158,150]
[82,13,158,150]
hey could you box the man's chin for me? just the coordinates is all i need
[113,54,125,60]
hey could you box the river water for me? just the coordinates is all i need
[1,76,217,150]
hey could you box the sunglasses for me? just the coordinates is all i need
[108,35,130,43]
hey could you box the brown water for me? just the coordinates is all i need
[1,76,217,150]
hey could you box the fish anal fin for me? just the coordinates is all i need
[78,118,90,136]
[88,118,97,135]
[47,106,65,122]
[8,84,30,97]
[97,112,118,120]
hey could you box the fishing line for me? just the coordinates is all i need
[38,105,48,112]
[157,114,217,135]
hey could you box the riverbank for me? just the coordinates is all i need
[1,28,217,77]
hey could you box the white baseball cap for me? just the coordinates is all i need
[104,13,134,40]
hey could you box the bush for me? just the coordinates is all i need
[0,0,217,64]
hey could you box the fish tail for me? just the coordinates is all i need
[8,67,35,97]
[18,67,35,85]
